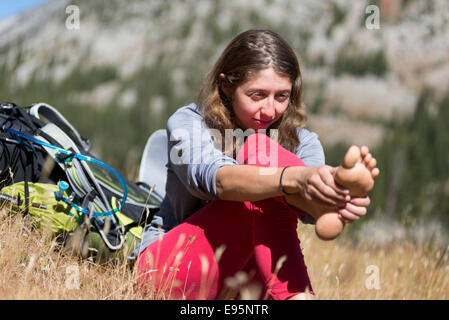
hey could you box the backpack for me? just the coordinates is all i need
[0,102,161,262]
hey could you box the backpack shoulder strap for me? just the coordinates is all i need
[29,103,91,152]
[37,123,112,212]
[35,123,125,251]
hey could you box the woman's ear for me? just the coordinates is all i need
[219,73,227,95]
[218,73,233,107]
[219,73,231,96]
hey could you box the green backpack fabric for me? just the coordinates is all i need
[0,180,148,263]
[1,181,80,233]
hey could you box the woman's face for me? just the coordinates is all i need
[230,67,292,131]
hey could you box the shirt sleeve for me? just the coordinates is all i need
[166,105,238,201]
[295,127,325,167]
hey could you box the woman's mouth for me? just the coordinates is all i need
[253,119,272,127]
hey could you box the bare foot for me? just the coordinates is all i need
[284,145,379,241]
[314,145,379,240]
[334,145,379,196]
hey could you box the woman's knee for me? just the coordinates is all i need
[237,133,304,168]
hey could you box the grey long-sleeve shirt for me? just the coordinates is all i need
[130,103,325,259]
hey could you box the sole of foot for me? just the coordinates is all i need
[315,145,379,241]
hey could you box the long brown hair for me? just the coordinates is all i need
[198,29,307,158]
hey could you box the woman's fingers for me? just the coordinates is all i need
[348,195,371,207]
[338,196,370,222]
[307,180,348,208]
[344,202,367,217]
[338,210,358,223]
[306,184,341,208]
[306,166,349,205]
[338,208,361,222]
[319,165,350,196]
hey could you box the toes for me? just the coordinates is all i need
[361,145,369,156]
[368,158,377,169]
[371,168,380,178]
[343,145,361,168]
[364,153,373,166]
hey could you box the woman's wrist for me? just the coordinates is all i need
[279,166,308,195]
[279,166,294,195]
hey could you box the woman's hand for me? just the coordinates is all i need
[338,195,371,223]
[283,166,372,224]
[284,165,350,210]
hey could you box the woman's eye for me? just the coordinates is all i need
[277,94,289,101]
[250,92,265,99]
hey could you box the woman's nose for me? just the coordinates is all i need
[260,98,275,120]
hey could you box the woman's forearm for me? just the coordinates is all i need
[215,165,306,202]
[216,164,349,211]
[216,165,281,201]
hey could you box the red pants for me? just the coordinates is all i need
[136,133,313,300]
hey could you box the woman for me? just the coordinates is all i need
[134,29,378,300]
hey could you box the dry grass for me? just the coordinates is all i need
[0,209,143,299]
[0,207,448,300]
[298,224,449,300]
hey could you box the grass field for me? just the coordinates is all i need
[0,208,448,300]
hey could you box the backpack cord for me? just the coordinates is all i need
[23,177,29,216]
[21,141,34,216]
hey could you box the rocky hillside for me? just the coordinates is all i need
[1,0,448,153]
[1,0,449,241]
